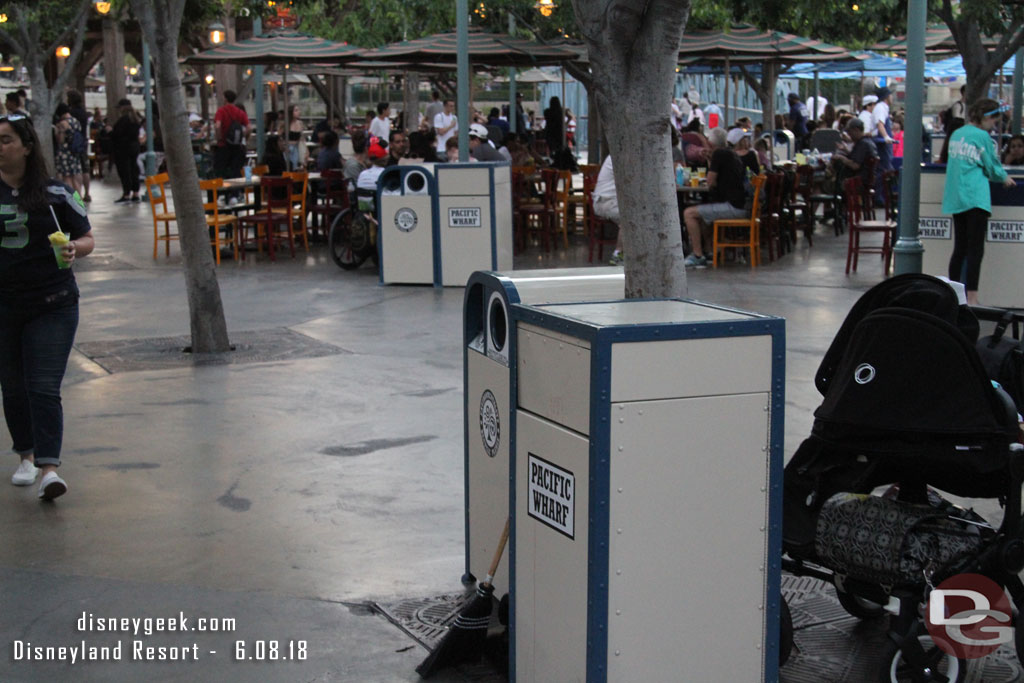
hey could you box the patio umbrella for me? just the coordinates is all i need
[355,28,578,67]
[870,26,1001,54]
[184,29,366,162]
[678,25,858,137]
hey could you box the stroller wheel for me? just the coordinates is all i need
[880,632,965,683]
[780,597,794,666]
[836,587,886,620]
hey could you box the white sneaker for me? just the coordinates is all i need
[11,459,38,486]
[38,471,67,501]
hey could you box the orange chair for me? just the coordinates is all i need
[237,176,295,261]
[711,174,766,268]
[145,172,178,259]
[843,176,895,275]
[199,178,239,264]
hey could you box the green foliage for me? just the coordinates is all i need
[0,0,88,47]
[289,0,455,47]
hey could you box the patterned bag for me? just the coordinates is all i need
[814,493,983,585]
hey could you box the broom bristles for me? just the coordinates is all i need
[416,582,495,679]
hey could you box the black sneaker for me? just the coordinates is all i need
[114,197,130,204]
[130,196,141,202]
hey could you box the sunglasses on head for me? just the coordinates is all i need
[0,113,26,123]
[985,103,1010,117]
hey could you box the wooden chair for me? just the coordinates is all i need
[309,168,349,242]
[280,171,310,252]
[711,174,766,268]
[553,169,572,248]
[584,170,618,263]
[512,167,555,252]
[237,176,295,261]
[145,172,178,259]
[199,178,240,264]
[788,165,814,246]
[761,172,788,263]
[843,176,895,276]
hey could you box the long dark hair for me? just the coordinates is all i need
[1,116,51,213]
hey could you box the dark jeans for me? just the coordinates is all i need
[114,149,140,196]
[0,297,79,467]
[949,207,989,291]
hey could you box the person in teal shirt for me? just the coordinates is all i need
[942,98,1017,305]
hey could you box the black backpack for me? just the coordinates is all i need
[975,310,1024,414]
[70,123,87,156]
[226,120,245,147]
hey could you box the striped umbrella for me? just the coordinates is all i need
[355,28,577,67]
[183,29,365,66]
[183,30,366,162]
[870,26,1001,54]
[678,24,854,63]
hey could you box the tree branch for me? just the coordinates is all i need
[53,0,92,96]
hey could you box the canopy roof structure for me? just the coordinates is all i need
[183,29,365,65]
[678,24,857,64]
[355,28,578,67]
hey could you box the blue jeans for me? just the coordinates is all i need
[0,297,79,467]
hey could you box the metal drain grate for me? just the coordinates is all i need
[374,592,472,650]
[780,575,1022,682]
[374,593,508,682]
[76,328,348,373]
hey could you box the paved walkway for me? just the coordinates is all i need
[0,173,999,682]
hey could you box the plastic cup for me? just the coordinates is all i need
[690,177,699,187]
[244,166,253,183]
[48,231,71,269]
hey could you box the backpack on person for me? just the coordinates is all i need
[226,119,245,147]
[69,122,87,156]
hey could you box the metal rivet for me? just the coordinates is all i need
[615,609,621,616]
[760,487,767,492]
[618,418,624,423]
[617,446,623,452]
[616,528,622,534]
[760,526,766,532]
[614,650,621,656]
[616,570,622,575]
[617,487,623,493]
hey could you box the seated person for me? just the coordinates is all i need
[1002,134,1024,166]
[344,130,369,190]
[832,117,878,187]
[468,123,504,162]
[727,127,760,176]
[355,136,389,196]
[754,138,772,171]
[316,130,342,172]
[682,127,749,268]
[261,134,288,176]
[445,136,459,162]
[680,119,710,165]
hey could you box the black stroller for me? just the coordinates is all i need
[781,274,1024,682]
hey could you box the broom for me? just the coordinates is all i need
[416,517,510,679]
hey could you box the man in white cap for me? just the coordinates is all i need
[468,123,503,161]
[858,95,878,131]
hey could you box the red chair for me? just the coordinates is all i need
[309,169,349,242]
[788,165,814,246]
[843,176,895,275]
[761,172,788,263]
[237,176,295,261]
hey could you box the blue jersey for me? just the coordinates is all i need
[0,180,91,305]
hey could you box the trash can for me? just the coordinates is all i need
[377,164,437,285]
[463,268,626,599]
[509,298,785,682]
[435,162,514,287]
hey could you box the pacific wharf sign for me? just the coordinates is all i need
[527,453,575,539]
[919,217,952,239]
[448,207,482,228]
[987,220,1024,243]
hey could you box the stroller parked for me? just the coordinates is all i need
[781,274,1024,682]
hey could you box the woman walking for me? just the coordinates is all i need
[110,98,141,203]
[0,114,94,500]
[942,99,1016,305]
[53,103,84,197]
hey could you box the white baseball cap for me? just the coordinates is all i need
[469,123,489,139]
[861,94,878,107]
[726,127,751,146]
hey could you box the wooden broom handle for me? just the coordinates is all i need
[485,518,511,580]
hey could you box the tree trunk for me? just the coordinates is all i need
[130,0,231,354]
[572,0,690,298]
[102,16,127,121]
